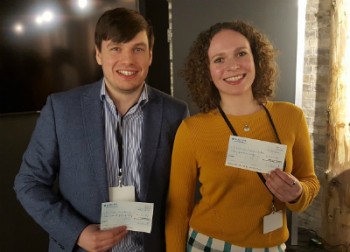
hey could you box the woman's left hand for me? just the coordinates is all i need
[264,169,303,203]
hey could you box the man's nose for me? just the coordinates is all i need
[119,50,134,63]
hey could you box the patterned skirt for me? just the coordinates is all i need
[187,228,286,252]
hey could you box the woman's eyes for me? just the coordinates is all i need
[213,57,224,63]
[238,51,247,57]
[212,50,249,64]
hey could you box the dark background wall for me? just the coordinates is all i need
[0,112,45,251]
[0,0,146,114]
[139,0,171,94]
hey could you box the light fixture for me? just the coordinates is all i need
[77,0,88,9]
[13,23,24,34]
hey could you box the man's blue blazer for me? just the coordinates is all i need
[14,80,189,252]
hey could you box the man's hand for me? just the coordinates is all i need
[77,224,128,252]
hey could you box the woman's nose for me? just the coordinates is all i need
[226,58,239,70]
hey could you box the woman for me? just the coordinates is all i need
[166,21,320,252]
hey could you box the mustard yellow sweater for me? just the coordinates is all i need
[166,101,320,251]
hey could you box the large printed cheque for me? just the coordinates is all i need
[100,201,154,233]
[225,135,287,173]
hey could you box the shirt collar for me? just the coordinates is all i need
[100,79,149,111]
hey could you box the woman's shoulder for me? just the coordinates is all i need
[267,101,304,115]
[181,110,220,129]
[184,110,218,121]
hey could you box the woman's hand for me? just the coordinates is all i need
[264,169,303,203]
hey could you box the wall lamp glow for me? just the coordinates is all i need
[13,23,24,34]
[78,0,88,9]
[35,10,54,25]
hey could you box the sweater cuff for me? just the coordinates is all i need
[286,183,309,212]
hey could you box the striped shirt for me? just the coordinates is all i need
[101,81,148,252]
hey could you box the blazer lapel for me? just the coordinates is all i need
[81,83,109,202]
[139,87,163,201]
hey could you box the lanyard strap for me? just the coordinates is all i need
[217,104,284,154]
[261,105,283,145]
[217,104,286,192]
[116,119,123,186]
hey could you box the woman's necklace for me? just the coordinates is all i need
[220,100,261,133]
[243,124,250,132]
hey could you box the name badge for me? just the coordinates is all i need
[109,186,135,202]
[263,210,283,234]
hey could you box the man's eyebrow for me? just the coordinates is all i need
[133,42,148,47]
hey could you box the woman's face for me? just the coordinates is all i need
[208,29,256,100]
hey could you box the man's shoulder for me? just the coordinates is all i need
[51,81,101,100]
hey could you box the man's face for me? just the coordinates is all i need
[95,31,153,95]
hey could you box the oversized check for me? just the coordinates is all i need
[225,135,287,173]
[100,201,154,233]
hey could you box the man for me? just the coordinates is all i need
[14,7,188,252]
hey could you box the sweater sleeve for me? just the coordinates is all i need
[166,121,198,252]
[287,109,320,212]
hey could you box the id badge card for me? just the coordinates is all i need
[109,186,135,202]
[263,210,283,234]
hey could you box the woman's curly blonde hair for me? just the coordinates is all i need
[181,21,278,113]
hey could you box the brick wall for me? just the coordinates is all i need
[299,0,331,234]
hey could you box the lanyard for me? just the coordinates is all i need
[217,104,286,209]
[115,102,140,187]
[217,104,282,143]
[116,119,124,187]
